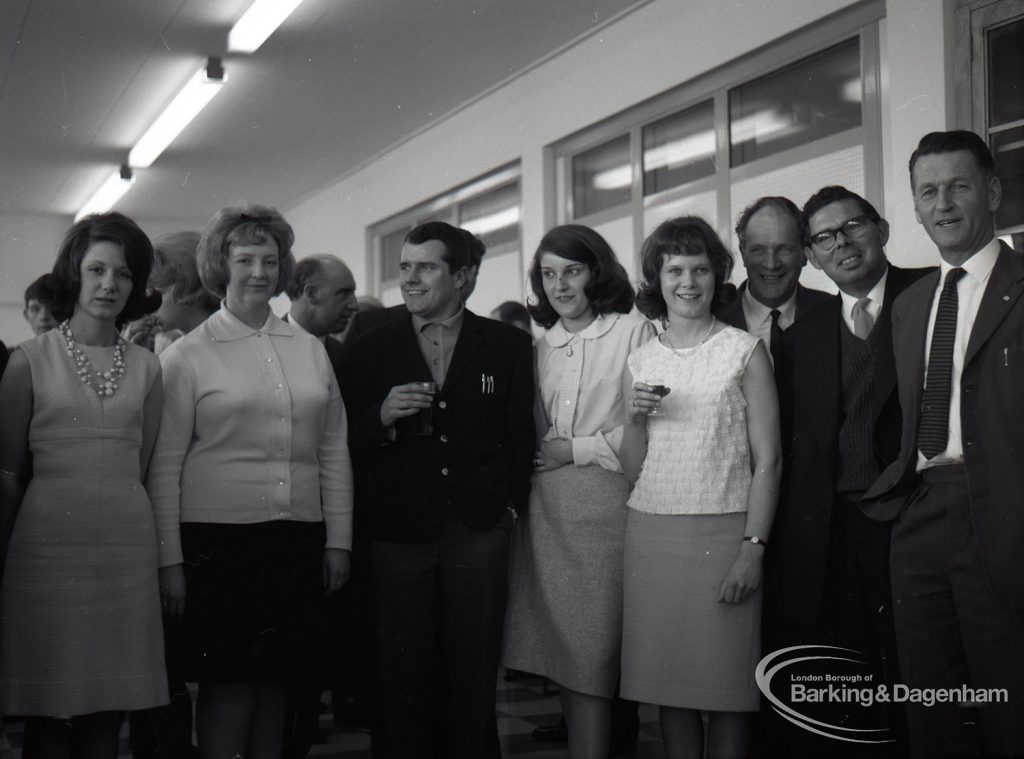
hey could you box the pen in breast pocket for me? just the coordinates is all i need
[1006,347,1009,367]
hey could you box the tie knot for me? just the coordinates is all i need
[945,267,966,289]
[769,309,781,324]
[853,297,871,312]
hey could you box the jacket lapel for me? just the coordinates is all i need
[898,271,938,440]
[441,310,486,394]
[800,296,842,457]
[965,243,1024,367]
[870,266,902,422]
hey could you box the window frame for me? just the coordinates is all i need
[550,0,884,275]
[367,162,522,295]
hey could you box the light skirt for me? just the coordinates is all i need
[503,464,629,697]
[621,509,761,712]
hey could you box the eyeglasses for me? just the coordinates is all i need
[808,216,871,251]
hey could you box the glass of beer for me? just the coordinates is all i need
[414,381,437,435]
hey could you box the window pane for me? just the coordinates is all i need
[729,37,862,166]
[993,125,1024,232]
[988,17,1024,127]
[381,227,410,282]
[572,135,631,218]
[643,101,716,195]
[459,182,520,249]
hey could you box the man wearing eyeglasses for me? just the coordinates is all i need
[764,185,933,758]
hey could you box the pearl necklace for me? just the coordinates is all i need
[59,320,127,397]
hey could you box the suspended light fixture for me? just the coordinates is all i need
[75,165,135,221]
[228,0,307,53]
[128,57,227,169]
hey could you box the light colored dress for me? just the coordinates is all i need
[0,329,168,715]
[620,326,763,711]
[503,312,655,697]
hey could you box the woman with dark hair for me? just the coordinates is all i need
[621,216,780,759]
[0,212,166,758]
[147,204,352,759]
[503,224,654,758]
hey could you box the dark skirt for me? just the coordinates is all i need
[180,520,326,684]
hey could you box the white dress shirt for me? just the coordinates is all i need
[742,285,797,348]
[917,237,1001,471]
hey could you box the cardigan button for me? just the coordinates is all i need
[439,401,447,409]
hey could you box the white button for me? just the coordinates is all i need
[267,358,273,363]
[440,434,448,443]
[439,401,447,409]
[441,467,449,476]
[279,480,285,486]
[277,383,283,389]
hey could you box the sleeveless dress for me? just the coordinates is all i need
[620,327,763,712]
[503,313,655,697]
[0,329,168,715]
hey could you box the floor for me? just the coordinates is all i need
[0,673,666,759]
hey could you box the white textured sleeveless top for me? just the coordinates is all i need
[626,326,760,515]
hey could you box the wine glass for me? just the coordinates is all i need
[646,378,670,417]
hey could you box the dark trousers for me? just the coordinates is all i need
[371,511,512,759]
[890,466,1024,759]
[762,495,906,759]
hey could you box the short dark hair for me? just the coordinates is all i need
[50,212,160,326]
[909,130,995,185]
[24,273,57,309]
[404,221,484,274]
[149,231,219,313]
[197,204,295,298]
[526,224,635,330]
[636,216,734,320]
[799,186,882,246]
[735,196,801,253]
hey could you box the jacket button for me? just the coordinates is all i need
[441,467,449,476]
[440,434,449,443]
[439,401,447,409]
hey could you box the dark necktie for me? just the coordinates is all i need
[769,309,783,364]
[918,267,966,460]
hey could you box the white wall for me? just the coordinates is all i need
[285,0,953,308]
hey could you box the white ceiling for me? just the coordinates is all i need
[0,0,648,232]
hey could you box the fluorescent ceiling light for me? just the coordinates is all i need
[128,58,226,169]
[76,166,135,221]
[228,0,307,53]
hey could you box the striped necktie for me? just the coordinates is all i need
[769,309,783,364]
[918,267,966,460]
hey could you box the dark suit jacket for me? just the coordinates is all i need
[773,265,933,622]
[863,243,1024,609]
[0,340,8,380]
[714,281,832,331]
[283,313,345,383]
[340,309,534,542]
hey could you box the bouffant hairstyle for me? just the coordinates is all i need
[50,212,160,326]
[799,186,882,247]
[527,224,635,329]
[909,130,996,185]
[149,231,220,313]
[635,216,734,320]
[196,204,295,298]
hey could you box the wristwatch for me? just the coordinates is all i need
[743,535,767,547]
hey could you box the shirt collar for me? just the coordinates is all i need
[938,237,1000,283]
[207,301,294,342]
[411,305,464,334]
[743,283,797,327]
[839,265,888,318]
[543,312,619,347]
